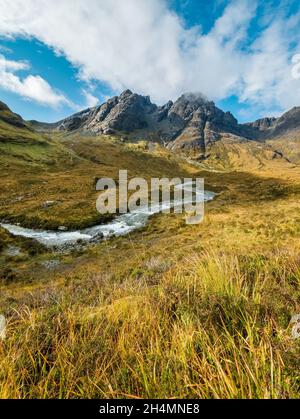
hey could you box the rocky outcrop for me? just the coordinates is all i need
[243,107,300,139]
[55,91,252,156]
[84,90,157,134]
[244,117,276,131]
[166,94,241,154]
[43,90,300,156]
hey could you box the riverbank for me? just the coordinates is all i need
[1,163,300,398]
[0,135,200,230]
[1,185,215,248]
[1,133,300,398]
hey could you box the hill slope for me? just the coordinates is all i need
[0,101,49,146]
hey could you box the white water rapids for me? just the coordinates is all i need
[1,182,215,247]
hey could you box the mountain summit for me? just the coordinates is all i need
[51,90,251,156]
[245,107,300,139]
[32,90,300,158]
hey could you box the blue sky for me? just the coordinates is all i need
[0,0,300,123]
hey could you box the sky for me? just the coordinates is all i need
[0,0,300,123]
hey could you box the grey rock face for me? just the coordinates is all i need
[243,107,300,139]
[42,201,60,209]
[165,94,241,153]
[57,91,245,154]
[77,89,157,134]
[58,226,68,232]
[244,117,277,131]
[52,91,300,155]
[58,108,93,131]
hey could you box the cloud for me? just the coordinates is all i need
[0,54,29,71]
[0,0,299,113]
[0,44,13,54]
[239,14,300,112]
[82,90,99,108]
[0,53,69,107]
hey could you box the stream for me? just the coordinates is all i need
[1,182,215,247]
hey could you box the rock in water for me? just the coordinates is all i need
[89,231,104,243]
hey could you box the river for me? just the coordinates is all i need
[1,182,215,247]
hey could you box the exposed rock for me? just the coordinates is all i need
[58,226,68,231]
[243,107,300,139]
[40,90,300,156]
[244,117,276,131]
[14,196,24,202]
[82,89,157,134]
[165,94,242,153]
[41,260,60,270]
[42,201,60,209]
[89,231,104,243]
[55,91,247,155]
[4,246,22,257]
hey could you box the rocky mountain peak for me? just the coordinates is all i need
[48,90,300,157]
[176,92,211,106]
[84,90,157,135]
[53,90,248,155]
[243,106,300,139]
[119,89,133,98]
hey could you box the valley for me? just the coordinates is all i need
[0,96,300,399]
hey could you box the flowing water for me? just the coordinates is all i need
[1,182,215,247]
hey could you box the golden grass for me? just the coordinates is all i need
[0,249,299,399]
[0,133,300,398]
[0,134,196,229]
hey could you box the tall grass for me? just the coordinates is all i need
[0,250,299,399]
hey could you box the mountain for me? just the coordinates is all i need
[0,101,50,147]
[0,90,294,167]
[47,90,255,157]
[0,101,27,129]
[43,90,300,159]
[244,107,300,139]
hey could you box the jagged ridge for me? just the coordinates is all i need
[52,90,264,157]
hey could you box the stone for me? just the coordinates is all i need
[58,226,68,231]
[0,315,6,340]
[43,200,59,209]
[89,231,104,243]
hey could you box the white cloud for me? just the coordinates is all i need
[0,0,299,114]
[0,54,29,71]
[0,53,69,107]
[82,90,99,108]
[239,14,300,113]
[0,44,13,54]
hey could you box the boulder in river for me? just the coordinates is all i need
[89,231,104,243]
